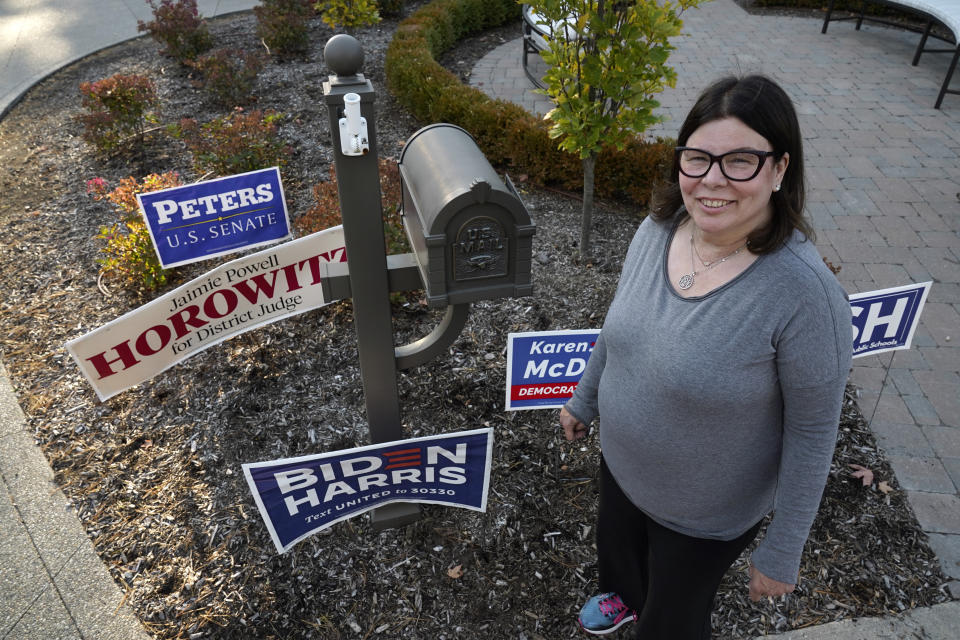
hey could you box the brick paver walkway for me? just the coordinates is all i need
[471,0,960,594]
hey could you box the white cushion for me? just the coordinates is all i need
[523,4,578,49]
[874,0,960,39]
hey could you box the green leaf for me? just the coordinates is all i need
[526,0,705,161]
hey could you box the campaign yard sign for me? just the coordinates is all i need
[137,167,290,268]
[243,428,493,553]
[850,281,931,358]
[505,283,932,409]
[67,226,346,401]
[506,329,600,410]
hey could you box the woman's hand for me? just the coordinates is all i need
[749,564,795,601]
[559,407,590,441]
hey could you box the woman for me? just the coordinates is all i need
[560,75,853,638]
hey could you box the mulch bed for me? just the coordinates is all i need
[0,3,951,639]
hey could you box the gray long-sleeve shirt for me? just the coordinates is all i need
[565,215,853,584]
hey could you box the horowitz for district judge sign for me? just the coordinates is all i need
[66,227,346,401]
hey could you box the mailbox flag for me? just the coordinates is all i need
[243,428,493,553]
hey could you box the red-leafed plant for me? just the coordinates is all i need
[137,0,213,63]
[76,74,159,152]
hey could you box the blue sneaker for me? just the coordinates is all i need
[577,592,637,635]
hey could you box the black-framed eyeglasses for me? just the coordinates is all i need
[675,147,778,182]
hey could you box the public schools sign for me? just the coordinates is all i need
[850,281,931,357]
[137,167,290,268]
[505,282,932,410]
[244,428,493,553]
[66,226,346,401]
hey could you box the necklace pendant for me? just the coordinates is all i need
[678,273,695,290]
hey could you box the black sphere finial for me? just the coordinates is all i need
[324,34,364,77]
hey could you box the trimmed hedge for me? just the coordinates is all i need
[384,0,673,207]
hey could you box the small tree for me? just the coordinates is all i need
[527,0,704,258]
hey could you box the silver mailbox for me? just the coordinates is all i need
[399,124,535,306]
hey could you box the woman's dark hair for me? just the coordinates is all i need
[650,74,813,253]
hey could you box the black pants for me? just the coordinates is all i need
[597,458,762,640]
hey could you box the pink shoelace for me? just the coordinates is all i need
[598,594,630,622]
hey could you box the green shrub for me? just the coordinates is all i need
[190,48,265,106]
[315,0,381,29]
[296,157,409,255]
[385,0,672,207]
[76,74,159,152]
[87,173,182,292]
[377,0,404,17]
[171,108,292,176]
[255,0,314,56]
[137,0,213,63]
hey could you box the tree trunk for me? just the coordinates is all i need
[580,153,596,260]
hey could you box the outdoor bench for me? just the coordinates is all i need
[821,0,960,108]
[522,4,577,89]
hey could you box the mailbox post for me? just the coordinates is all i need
[322,35,419,530]
[320,36,535,532]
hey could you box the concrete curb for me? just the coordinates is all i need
[0,0,260,120]
[0,361,151,639]
[756,600,960,639]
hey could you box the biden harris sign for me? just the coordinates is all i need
[137,167,290,268]
[243,429,493,553]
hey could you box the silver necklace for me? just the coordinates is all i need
[677,234,746,291]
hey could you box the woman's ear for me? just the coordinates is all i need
[775,152,790,186]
